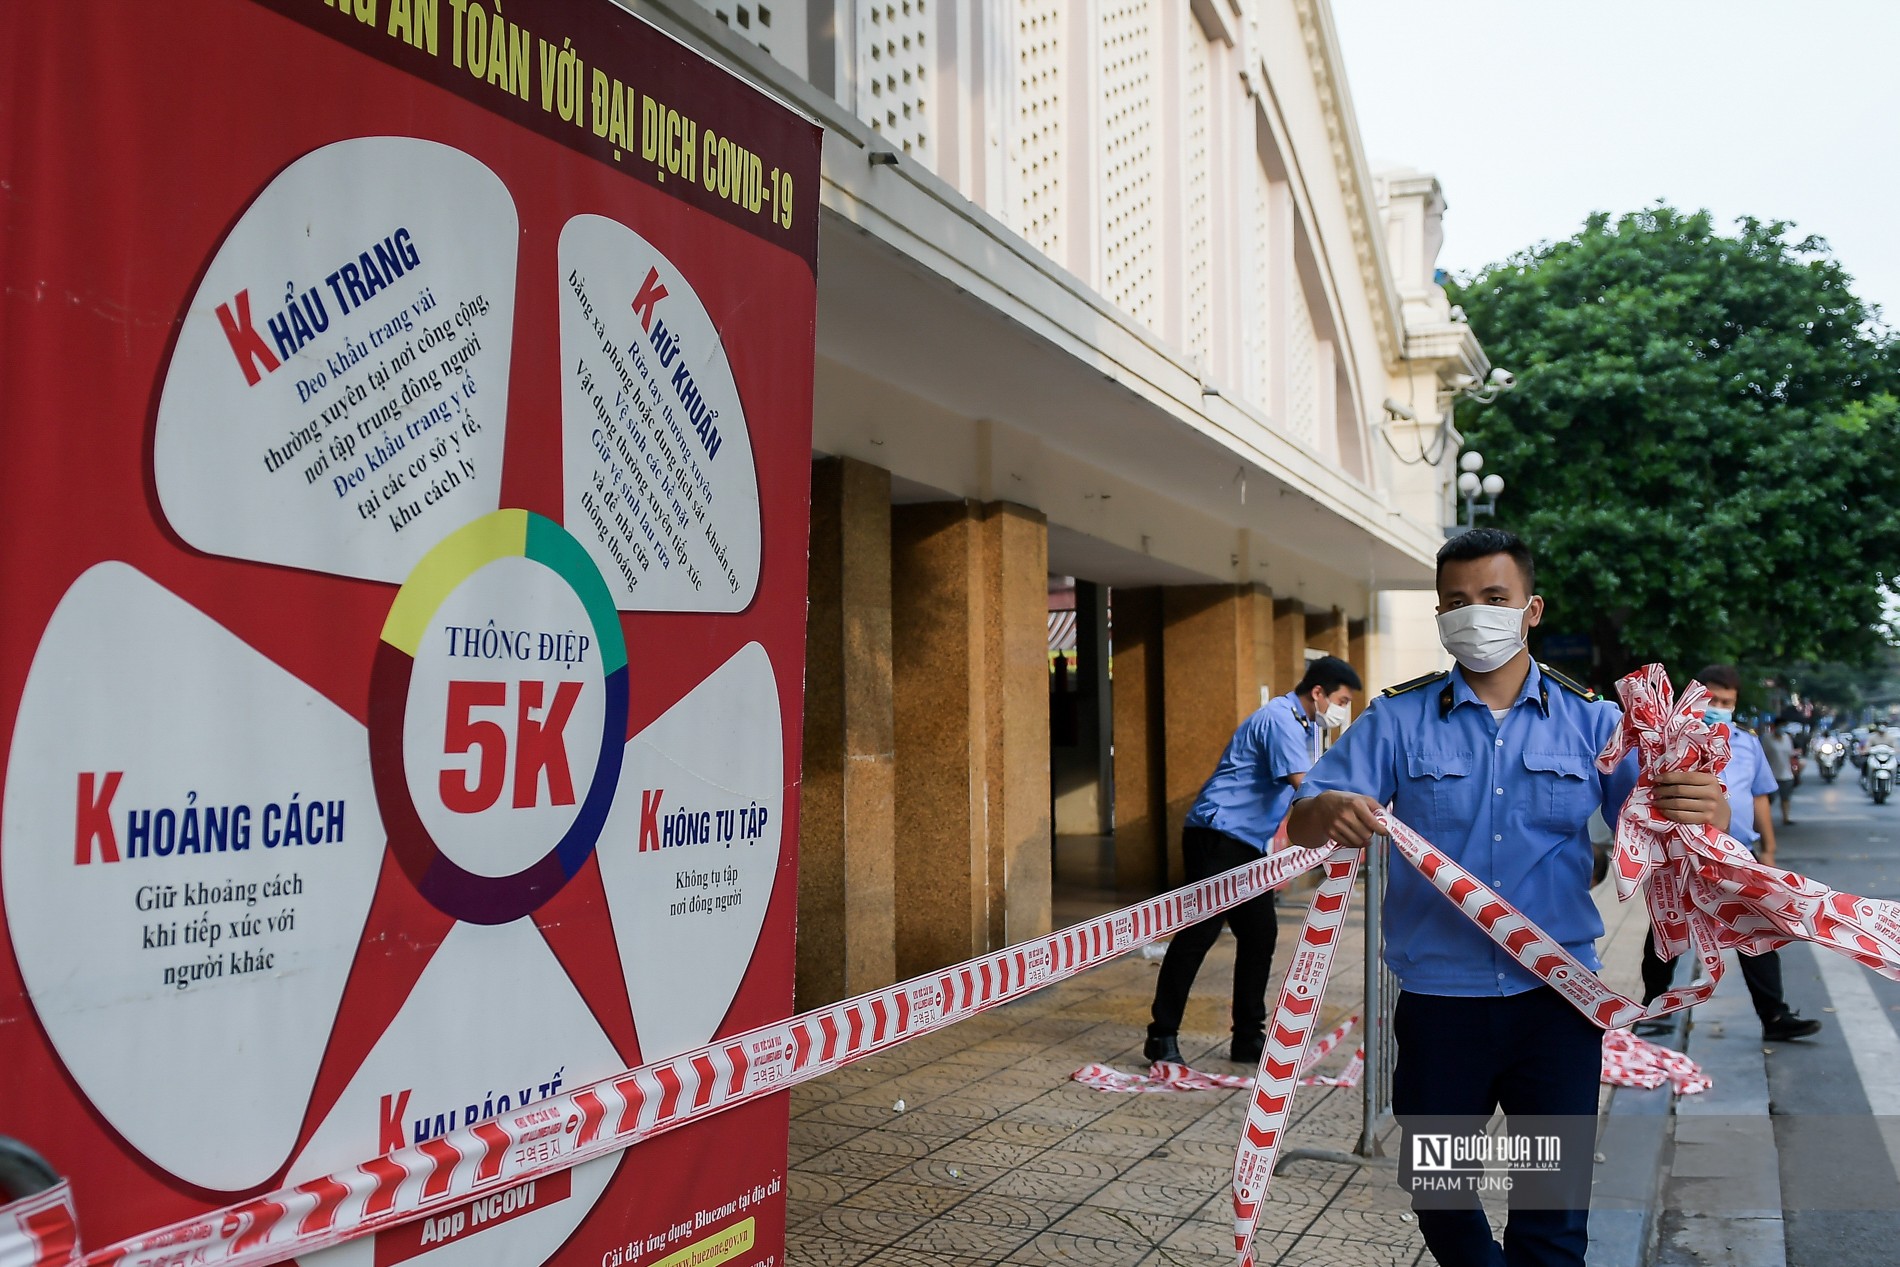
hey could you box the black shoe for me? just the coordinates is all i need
[1229,1035,1265,1065]
[1143,1033,1183,1064]
[1763,1012,1822,1042]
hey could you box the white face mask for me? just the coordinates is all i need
[1436,600,1532,674]
[1322,700,1351,730]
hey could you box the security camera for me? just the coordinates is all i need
[1382,397,1418,422]
[1447,372,1477,391]
[1488,368,1516,390]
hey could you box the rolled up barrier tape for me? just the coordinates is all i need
[1069,1013,1360,1094]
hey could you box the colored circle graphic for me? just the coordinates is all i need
[369,510,629,924]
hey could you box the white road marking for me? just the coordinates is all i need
[1812,944,1900,1178]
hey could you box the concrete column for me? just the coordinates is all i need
[1249,585,1276,709]
[890,500,1051,977]
[892,501,987,977]
[981,501,1053,950]
[1307,605,1349,661]
[1348,618,1370,712]
[797,458,895,1010]
[1111,587,1166,893]
[1272,598,1307,696]
[1161,586,1258,886]
[1052,581,1112,836]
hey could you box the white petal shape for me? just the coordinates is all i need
[288,920,622,1267]
[1,564,384,1190]
[155,137,517,581]
[558,214,761,611]
[597,643,783,1059]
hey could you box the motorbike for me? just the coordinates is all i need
[1814,736,1848,783]
[1864,743,1897,805]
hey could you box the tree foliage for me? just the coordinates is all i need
[1450,206,1900,685]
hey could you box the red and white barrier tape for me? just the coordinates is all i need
[76,844,1341,1267]
[0,1184,79,1267]
[1069,1014,1361,1094]
[1601,1030,1709,1095]
[49,666,1900,1267]
[1230,857,1361,1266]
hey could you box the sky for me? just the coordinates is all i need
[1330,1,1900,325]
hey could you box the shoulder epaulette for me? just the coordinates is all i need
[1380,670,1450,699]
[1540,663,1599,702]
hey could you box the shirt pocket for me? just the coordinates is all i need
[1521,750,1597,833]
[1405,749,1479,833]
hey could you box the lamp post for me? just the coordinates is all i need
[1450,450,1505,535]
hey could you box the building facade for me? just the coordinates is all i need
[617,0,1489,1006]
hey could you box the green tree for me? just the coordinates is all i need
[1450,206,1900,686]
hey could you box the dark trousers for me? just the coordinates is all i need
[1641,930,1788,1026]
[1147,827,1278,1041]
[1394,988,1600,1267]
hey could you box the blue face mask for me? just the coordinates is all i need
[1704,707,1733,726]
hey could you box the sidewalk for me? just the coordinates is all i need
[784,871,1659,1266]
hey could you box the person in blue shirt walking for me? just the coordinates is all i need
[1143,655,1362,1067]
[1635,664,1821,1042]
[1286,529,1729,1267]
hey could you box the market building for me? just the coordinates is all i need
[622,0,1493,1005]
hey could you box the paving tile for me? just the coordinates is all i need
[810,1205,932,1246]
[1266,1229,1435,1266]
[888,1211,1039,1260]
[781,1228,876,1267]
[837,1180,972,1219]
[958,1116,1077,1148]
[794,1101,910,1131]
[888,1155,1010,1189]
[1053,1200,1185,1246]
[785,1169,870,1209]
[914,1136,1050,1170]
[1016,1148,1132,1182]
[786,1121,870,1152]
[980,1162,1116,1205]
[827,1249,993,1267]
[1088,1172,1227,1216]
[792,1146,917,1183]
[1002,1226,1157,1265]
[827,1128,938,1159]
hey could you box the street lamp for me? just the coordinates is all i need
[1451,450,1505,535]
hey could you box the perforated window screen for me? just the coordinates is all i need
[1183,19,1214,368]
[1248,162,1273,411]
[1286,284,1320,447]
[1013,0,1064,256]
[1099,0,1157,328]
[857,0,931,163]
[691,0,808,79]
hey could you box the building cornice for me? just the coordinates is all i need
[1288,0,1407,372]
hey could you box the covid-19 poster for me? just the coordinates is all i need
[0,2,819,1263]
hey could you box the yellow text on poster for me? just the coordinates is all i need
[652,1217,755,1267]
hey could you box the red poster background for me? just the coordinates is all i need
[0,2,818,1262]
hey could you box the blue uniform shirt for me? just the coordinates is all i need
[1185,691,1322,852]
[1295,663,1639,997]
[1722,730,1778,849]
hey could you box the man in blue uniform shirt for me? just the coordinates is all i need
[1286,529,1728,1267]
[1635,664,1821,1042]
[1144,655,1362,1067]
